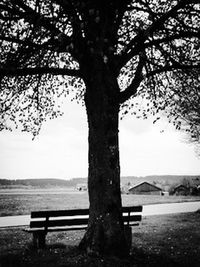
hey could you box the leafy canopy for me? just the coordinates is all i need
[0,0,199,136]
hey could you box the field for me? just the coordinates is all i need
[0,189,200,266]
[0,212,200,266]
[0,189,200,216]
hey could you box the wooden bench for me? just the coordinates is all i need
[24,206,142,248]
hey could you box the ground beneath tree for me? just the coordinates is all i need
[0,212,200,267]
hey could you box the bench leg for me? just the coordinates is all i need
[32,232,46,249]
[33,232,38,248]
[124,226,132,252]
[38,233,46,248]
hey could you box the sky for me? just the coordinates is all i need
[0,98,200,180]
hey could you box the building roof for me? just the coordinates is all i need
[129,181,162,191]
[174,184,188,190]
[76,183,87,187]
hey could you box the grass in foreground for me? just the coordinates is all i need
[0,211,200,267]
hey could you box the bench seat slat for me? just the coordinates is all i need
[31,209,89,218]
[30,218,89,228]
[123,215,142,222]
[25,226,87,233]
[25,223,140,234]
[122,206,143,213]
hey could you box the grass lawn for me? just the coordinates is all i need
[0,190,200,216]
[0,211,200,267]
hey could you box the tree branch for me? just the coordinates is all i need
[146,63,200,78]
[0,35,41,47]
[0,67,81,78]
[145,31,200,48]
[118,0,198,70]
[119,53,145,103]
[11,0,72,46]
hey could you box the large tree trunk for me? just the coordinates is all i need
[79,58,129,258]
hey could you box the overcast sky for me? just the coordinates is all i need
[1,98,200,180]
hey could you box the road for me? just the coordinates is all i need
[0,201,200,228]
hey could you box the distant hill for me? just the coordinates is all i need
[0,175,199,189]
[0,178,87,188]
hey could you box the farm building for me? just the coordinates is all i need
[128,182,162,195]
[76,183,87,191]
[173,184,190,196]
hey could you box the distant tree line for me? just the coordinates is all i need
[0,178,87,187]
[169,177,200,196]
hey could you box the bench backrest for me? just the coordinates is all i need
[122,205,143,226]
[30,206,142,230]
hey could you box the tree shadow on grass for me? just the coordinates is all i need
[130,246,200,267]
[0,245,200,267]
[0,254,21,267]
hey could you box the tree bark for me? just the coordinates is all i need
[79,58,129,258]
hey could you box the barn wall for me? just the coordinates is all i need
[129,189,161,195]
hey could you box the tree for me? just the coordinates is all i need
[161,69,200,157]
[0,0,199,258]
[181,177,191,188]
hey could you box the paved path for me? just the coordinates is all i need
[143,201,200,216]
[0,215,31,227]
[0,201,200,228]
